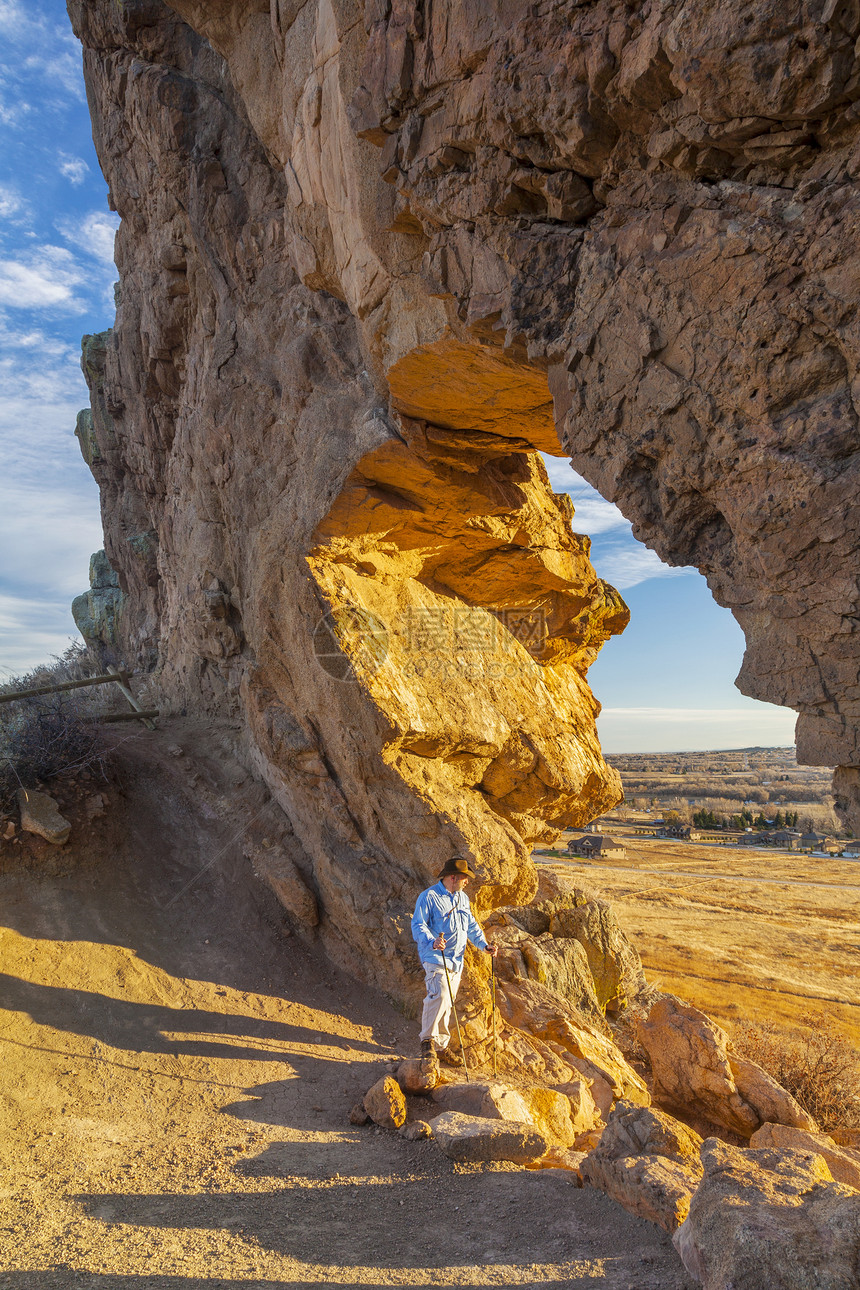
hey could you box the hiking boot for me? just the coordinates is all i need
[438,1046,462,1067]
[420,1039,435,1059]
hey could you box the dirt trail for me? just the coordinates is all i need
[0,721,693,1288]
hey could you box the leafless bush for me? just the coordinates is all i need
[731,1020,860,1131]
[0,645,114,813]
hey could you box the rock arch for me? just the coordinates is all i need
[68,0,860,1024]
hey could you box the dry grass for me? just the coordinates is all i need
[0,644,113,812]
[731,1020,860,1130]
[540,836,860,1049]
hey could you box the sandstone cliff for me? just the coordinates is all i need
[68,0,628,1009]
[68,0,860,1001]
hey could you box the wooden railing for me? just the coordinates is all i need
[0,667,158,729]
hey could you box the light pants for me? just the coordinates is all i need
[419,962,462,1049]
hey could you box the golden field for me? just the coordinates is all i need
[537,834,860,1047]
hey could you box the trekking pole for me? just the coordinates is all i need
[441,951,470,1081]
[490,952,497,1079]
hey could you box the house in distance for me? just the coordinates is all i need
[567,834,627,860]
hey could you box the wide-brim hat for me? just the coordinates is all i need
[438,856,476,880]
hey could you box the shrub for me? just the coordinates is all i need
[731,1020,860,1131]
[0,644,113,813]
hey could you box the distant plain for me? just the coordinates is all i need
[535,749,860,1046]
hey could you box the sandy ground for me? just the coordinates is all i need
[0,722,693,1289]
[542,835,860,1045]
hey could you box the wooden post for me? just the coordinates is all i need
[106,666,157,730]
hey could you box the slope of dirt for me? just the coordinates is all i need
[0,721,693,1288]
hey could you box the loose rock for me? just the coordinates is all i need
[750,1122,860,1191]
[637,994,815,1136]
[396,1057,439,1094]
[349,1102,371,1126]
[363,1076,407,1130]
[17,789,71,846]
[430,1111,548,1164]
[400,1120,432,1141]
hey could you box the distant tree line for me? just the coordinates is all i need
[692,807,800,831]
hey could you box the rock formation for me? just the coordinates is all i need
[71,550,125,655]
[67,0,627,1008]
[65,3,860,1196]
[68,0,860,834]
[674,1138,860,1289]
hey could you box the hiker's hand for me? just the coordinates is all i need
[486,944,499,958]
[433,934,446,950]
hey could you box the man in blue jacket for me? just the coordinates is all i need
[411,856,498,1061]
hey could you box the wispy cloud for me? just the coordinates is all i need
[541,453,632,536]
[66,211,118,267]
[0,478,102,597]
[0,244,87,310]
[59,153,89,185]
[0,182,28,221]
[0,0,86,126]
[0,589,86,678]
[600,707,793,722]
[594,543,693,590]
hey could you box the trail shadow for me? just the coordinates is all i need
[72,1175,685,1276]
[0,974,378,1063]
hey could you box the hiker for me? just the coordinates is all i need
[411,856,498,1062]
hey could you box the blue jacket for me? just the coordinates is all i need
[411,880,488,969]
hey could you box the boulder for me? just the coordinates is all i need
[17,790,71,846]
[547,886,646,1013]
[400,1120,432,1141]
[637,994,815,1137]
[363,1077,406,1130]
[728,1053,817,1133]
[430,1079,579,1149]
[581,1101,703,1233]
[430,1111,548,1164]
[396,1057,439,1094]
[517,1085,580,1151]
[750,1122,860,1191]
[674,1138,860,1289]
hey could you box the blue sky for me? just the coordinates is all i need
[0,0,798,753]
[0,0,116,678]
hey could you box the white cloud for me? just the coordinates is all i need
[0,2,86,123]
[0,0,27,37]
[540,453,630,536]
[69,211,119,267]
[0,479,102,598]
[569,495,629,535]
[600,707,792,722]
[59,153,90,186]
[595,544,693,590]
[0,590,85,679]
[0,244,86,310]
[0,182,28,221]
[23,47,84,100]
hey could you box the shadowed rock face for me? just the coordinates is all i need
[66,0,627,999]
